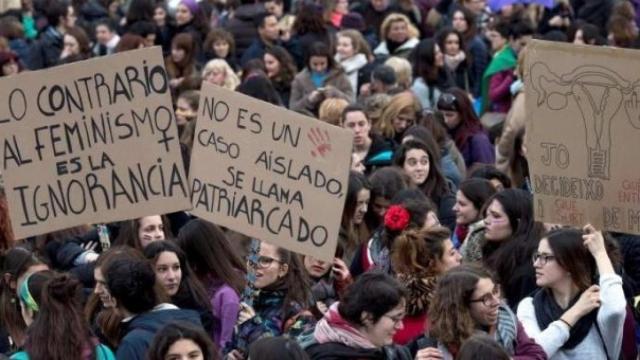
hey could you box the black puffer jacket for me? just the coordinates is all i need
[223,4,265,60]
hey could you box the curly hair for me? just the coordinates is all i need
[428,264,494,350]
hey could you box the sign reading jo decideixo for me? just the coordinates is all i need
[525,40,640,234]
[0,47,191,239]
[189,83,353,261]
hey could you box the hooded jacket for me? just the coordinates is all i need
[116,304,202,360]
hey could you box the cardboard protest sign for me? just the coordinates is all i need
[189,83,352,260]
[0,47,191,239]
[525,40,640,234]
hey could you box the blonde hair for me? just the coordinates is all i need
[336,29,373,59]
[384,56,412,89]
[377,91,421,139]
[202,59,240,90]
[380,13,419,40]
[318,98,350,126]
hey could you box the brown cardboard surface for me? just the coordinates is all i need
[0,47,191,239]
[525,40,640,233]
[189,82,352,260]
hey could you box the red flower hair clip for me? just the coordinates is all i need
[384,205,410,231]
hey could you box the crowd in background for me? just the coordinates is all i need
[1,0,640,359]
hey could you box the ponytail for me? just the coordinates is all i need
[391,226,451,275]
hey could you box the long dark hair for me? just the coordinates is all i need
[143,240,211,311]
[265,45,297,84]
[268,243,312,315]
[393,139,449,202]
[176,219,246,294]
[458,179,497,221]
[436,27,468,63]
[24,273,96,360]
[412,38,440,85]
[113,215,171,251]
[147,321,219,360]
[481,189,545,306]
[437,87,484,150]
[341,172,371,254]
[305,42,338,72]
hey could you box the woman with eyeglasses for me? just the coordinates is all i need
[390,226,461,345]
[392,139,457,230]
[516,226,626,360]
[409,264,546,360]
[176,219,245,350]
[480,189,546,309]
[454,178,496,252]
[301,272,413,360]
[436,88,495,169]
[226,241,315,360]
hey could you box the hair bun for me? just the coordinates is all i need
[45,274,81,302]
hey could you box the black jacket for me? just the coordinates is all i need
[27,26,63,70]
[306,342,413,360]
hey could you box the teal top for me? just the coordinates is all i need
[11,344,115,360]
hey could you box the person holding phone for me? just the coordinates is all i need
[516,225,627,359]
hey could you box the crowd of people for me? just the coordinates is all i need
[1,0,640,359]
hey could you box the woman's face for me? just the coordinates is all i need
[153,6,167,26]
[483,200,513,242]
[336,0,349,14]
[175,97,196,126]
[165,339,204,360]
[336,36,355,59]
[573,29,585,45]
[403,148,429,186]
[253,242,288,289]
[176,4,194,26]
[387,20,409,43]
[213,40,230,58]
[444,33,461,56]
[94,267,116,308]
[353,189,370,225]
[372,197,390,221]
[154,251,182,297]
[452,11,468,33]
[392,109,415,135]
[304,255,332,278]
[534,238,566,288]
[63,34,80,56]
[171,47,186,63]
[362,299,406,347]
[487,30,507,51]
[469,277,501,327]
[2,59,18,76]
[309,56,328,73]
[206,68,226,86]
[138,215,165,248]
[453,190,479,225]
[442,110,461,129]
[264,53,281,78]
[434,239,461,274]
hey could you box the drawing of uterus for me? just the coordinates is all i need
[528,63,640,180]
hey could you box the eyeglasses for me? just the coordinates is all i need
[383,313,405,325]
[532,252,556,266]
[247,256,282,269]
[470,286,501,307]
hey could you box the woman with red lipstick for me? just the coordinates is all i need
[410,265,546,360]
[517,226,627,360]
[143,241,215,338]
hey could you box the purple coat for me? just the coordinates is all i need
[208,280,240,350]
[459,131,496,168]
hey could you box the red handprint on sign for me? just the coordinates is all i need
[308,127,332,158]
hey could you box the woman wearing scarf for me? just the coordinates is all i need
[301,272,413,359]
[409,264,546,360]
[390,226,461,345]
[516,226,626,360]
[480,21,517,114]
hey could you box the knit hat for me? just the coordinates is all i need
[340,12,365,31]
[180,0,200,14]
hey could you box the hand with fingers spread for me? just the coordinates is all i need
[308,127,332,158]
